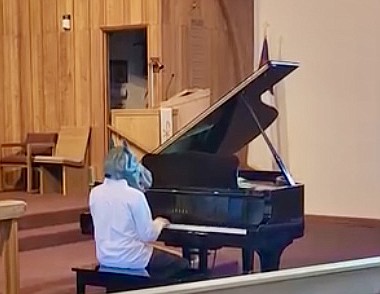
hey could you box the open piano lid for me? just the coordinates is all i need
[154,60,299,156]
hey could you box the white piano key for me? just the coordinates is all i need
[166,223,247,235]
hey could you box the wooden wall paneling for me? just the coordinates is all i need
[160,1,172,100]
[2,0,21,143]
[147,24,163,106]
[161,0,191,100]
[0,0,5,146]
[0,0,254,181]
[19,0,34,136]
[161,0,254,166]
[219,0,254,78]
[42,0,60,131]
[73,0,91,127]
[161,24,182,100]
[29,0,45,132]
[207,0,254,101]
[216,0,254,166]
[176,25,190,98]
[127,0,143,25]
[145,0,163,105]
[168,0,193,26]
[160,0,174,102]
[143,0,160,24]
[209,23,234,101]
[57,0,75,127]
[105,0,124,26]
[199,0,218,29]
[90,0,106,179]
[208,2,236,101]
[1,0,21,186]
[178,25,190,92]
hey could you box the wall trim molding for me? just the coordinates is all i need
[306,215,380,228]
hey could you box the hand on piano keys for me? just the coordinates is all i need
[153,217,171,230]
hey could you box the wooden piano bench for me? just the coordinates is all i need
[72,264,208,294]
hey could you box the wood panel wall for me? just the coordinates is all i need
[161,0,254,102]
[161,0,254,164]
[0,0,254,186]
[0,0,162,183]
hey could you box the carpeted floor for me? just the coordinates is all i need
[0,218,377,294]
[1,192,380,293]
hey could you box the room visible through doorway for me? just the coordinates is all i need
[107,28,148,110]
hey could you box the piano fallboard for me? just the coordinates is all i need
[145,170,304,230]
[159,221,304,249]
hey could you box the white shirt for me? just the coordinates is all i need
[89,178,164,269]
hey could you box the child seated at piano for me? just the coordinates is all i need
[89,146,189,278]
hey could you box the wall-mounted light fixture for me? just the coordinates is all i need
[62,14,71,31]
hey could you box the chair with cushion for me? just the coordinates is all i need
[0,132,58,192]
[34,126,91,196]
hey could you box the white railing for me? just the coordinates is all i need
[120,257,380,294]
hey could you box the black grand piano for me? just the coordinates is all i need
[141,60,304,274]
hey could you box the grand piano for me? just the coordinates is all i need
[141,60,304,274]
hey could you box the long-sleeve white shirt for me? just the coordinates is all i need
[89,178,164,269]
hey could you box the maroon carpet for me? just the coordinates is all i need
[0,192,380,293]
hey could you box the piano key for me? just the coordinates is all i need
[166,223,247,235]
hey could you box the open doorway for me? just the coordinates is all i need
[107,28,148,110]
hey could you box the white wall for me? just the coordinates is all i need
[251,0,380,218]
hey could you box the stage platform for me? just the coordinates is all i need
[0,192,88,216]
[0,192,90,251]
[0,191,239,294]
[1,191,380,293]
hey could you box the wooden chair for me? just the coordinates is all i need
[0,132,58,193]
[33,126,90,196]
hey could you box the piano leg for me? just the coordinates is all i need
[242,248,254,274]
[199,249,208,272]
[256,244,287,272]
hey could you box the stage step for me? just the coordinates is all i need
[19,223,91,252]
[15,198,90,252]
[19,207,87,230]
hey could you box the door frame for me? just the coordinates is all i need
[100,24,149,154]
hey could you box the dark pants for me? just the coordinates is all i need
[146,248,189,279]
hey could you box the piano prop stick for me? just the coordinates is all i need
[0,200,27,294]
[240,96,295,186]
[142,60,305,274]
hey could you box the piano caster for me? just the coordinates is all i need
[183,247,210,273]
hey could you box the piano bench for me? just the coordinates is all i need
[72,264,152,294]
[72,264,208,294]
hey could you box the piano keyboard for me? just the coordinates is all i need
[166,223,247,235]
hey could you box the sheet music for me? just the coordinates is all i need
[237,177,284,191]
[166,223,247,235]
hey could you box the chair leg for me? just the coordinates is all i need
[0,166,3,192]
[26,165,33,193]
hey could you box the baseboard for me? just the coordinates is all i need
[305,214,380,228]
